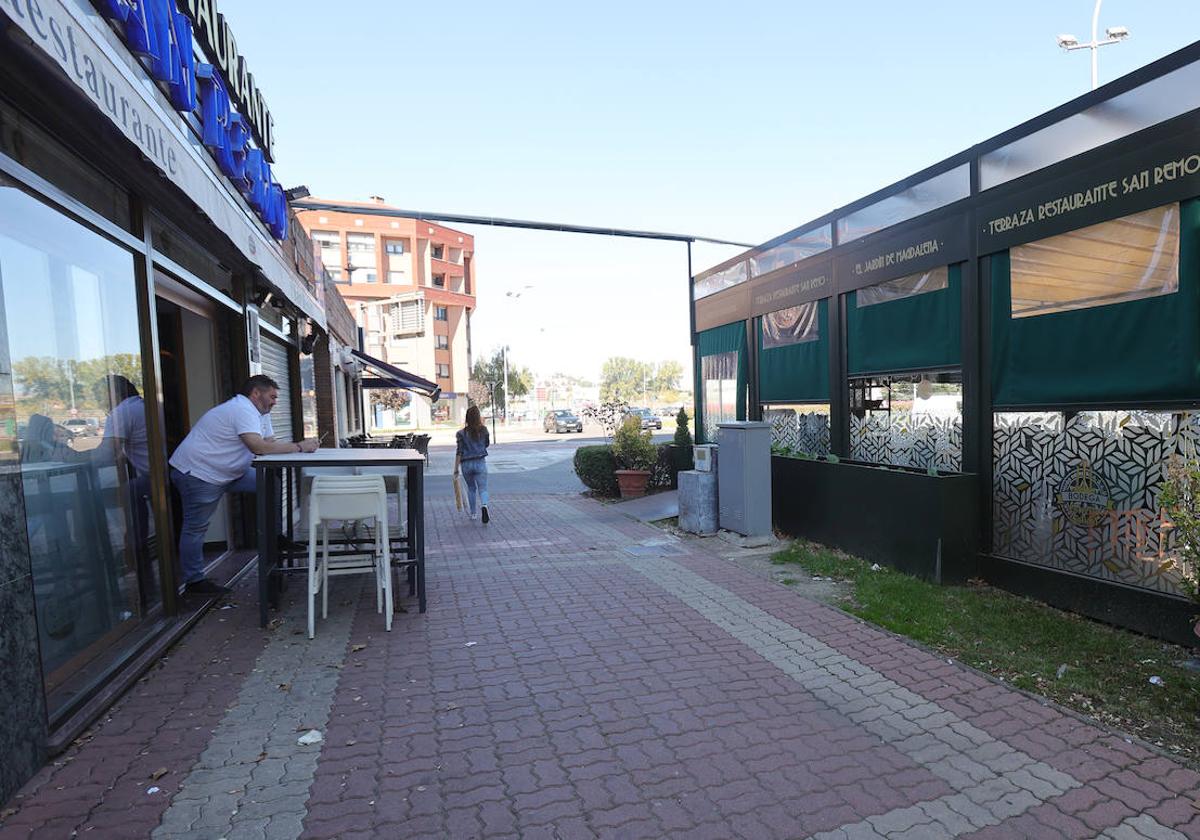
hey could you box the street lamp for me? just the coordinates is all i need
[1056,0,1129,91]
[501,286,535,424]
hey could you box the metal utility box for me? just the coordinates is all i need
[717,421,772,537]
[693,444,717,473]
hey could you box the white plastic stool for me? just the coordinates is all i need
[307,474,392,639]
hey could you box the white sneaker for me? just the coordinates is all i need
[467,509,477,520]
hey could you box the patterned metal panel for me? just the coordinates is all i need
[992,411,1199,596]
[765,409,830,459]
[850,411,963,472]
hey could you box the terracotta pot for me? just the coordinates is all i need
[615,469,652,499]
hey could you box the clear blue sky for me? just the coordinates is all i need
[225,1,1200,383]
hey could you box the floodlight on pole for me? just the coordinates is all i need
[1056,0,1128,90]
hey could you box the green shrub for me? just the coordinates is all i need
[673,408,693,448]
[573,445,619,495]
[613,416,657,471]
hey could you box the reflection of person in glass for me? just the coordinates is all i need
[93,374,154,607]
[20,413,77,463]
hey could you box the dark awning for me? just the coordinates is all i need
[351,349,441,403]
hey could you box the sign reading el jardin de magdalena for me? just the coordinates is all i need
[87,0,288,240]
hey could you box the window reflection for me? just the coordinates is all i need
[0,181,158,702]
[702,351,738,441]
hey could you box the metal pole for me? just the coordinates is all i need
[502,345,509,425]
[1091,0,1102,90]
[489,382,498,441]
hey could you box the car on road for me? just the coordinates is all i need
[63,418,99,437]
[628,408,662,431]
[544,409,583,434]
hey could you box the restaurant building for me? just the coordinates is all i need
[0,0,358,803]
[692,41,1200,645]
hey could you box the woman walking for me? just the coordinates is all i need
[454,405,490,523]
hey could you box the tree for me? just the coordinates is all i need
[469,347,531,412]
[370,389,411,412]
[600,357,653,404]
[652,360,683,402]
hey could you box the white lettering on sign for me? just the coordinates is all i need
[853,239,940,276]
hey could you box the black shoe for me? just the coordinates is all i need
[185,578,232,595]
[481,506,490,524]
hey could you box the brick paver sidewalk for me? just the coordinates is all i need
[3,494,1199,839]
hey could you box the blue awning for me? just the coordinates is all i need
[352,349,441,403]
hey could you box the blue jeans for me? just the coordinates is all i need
[461,458,488,514]
[171,467,256,583]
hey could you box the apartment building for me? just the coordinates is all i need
[296,197,476,427]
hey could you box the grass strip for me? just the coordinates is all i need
[772,540,1200,766]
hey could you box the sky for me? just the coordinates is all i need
[223,0,1200,383]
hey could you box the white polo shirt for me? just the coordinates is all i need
[169,394,274,485]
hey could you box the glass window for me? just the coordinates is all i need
[980,62,1200,190]
[991,409,1198,597]
[750,226,832,277]
[764,405,831,459]
[434,306,448,321]
[0,179,160,709]
[837,165,970,244]
[436,334,449,349]
[694,260,748,300]
[347,233,374,253]
[702,351,738,441]
[387,271,406,284]
[311,230,339,248]
[431,244,445,260]
[849,371,962,472]
[0,99,132,231]
[856,267,949,308]
[385,241,405,255]
[432,274,445,288]
[762,301,819,349]
[1010,203,1179,318]
[436,363,450,378]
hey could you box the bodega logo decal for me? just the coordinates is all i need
[1055,460,1113,528]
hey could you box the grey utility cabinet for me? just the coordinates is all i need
[717,421,772,537]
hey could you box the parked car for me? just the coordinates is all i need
[544,409,583,434]
[63,418,99,437]
[628,408,662,431]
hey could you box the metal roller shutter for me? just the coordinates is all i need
[260,335,294,443]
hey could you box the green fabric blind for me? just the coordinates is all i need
[991,199,1200,407]
[758,299,829,402]
[847,264,962,376]
[696,321,747,441]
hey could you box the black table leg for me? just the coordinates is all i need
[256,465,272,627]
[412,464,426,613]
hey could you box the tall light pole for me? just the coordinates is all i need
[1057,0,1129,91]
[501,286,534,424]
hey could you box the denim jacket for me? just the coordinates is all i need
[456,426,490,462]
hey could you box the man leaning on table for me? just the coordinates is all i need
[170,375,319,595]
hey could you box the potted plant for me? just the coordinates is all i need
[1159,457,1200,637]
[612,415,657,498]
